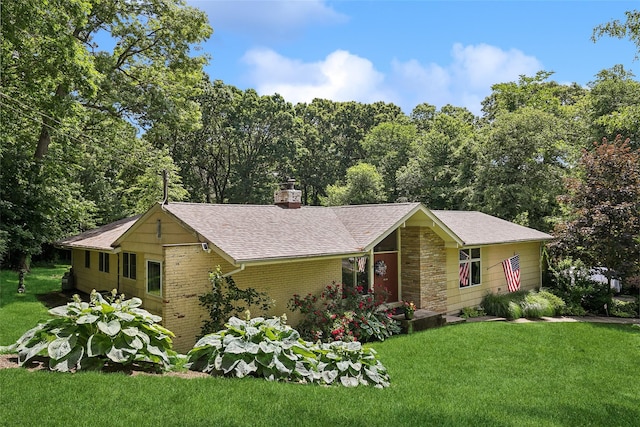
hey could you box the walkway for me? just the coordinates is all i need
[445,314,640,325]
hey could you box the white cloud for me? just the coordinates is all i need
[242,48,391,105]
[190,0,348,40]
[450,43,543,89]
[240,43,543,115]
[390,43,543,114]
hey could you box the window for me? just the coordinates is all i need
[123,252,137,279]
[85,251,91,269]
[342,257,369,293]
[147,260,162,296]
[99,252,110,273]
[459,248,481,288]
[374,230,398,252]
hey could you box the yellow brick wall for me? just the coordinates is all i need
[162,244,225,352]
[445,241,543,314]
[161,245,341,352]
[232,259,342,326]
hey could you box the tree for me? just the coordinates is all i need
[554,136,640,281]
[170,80,240,204]
[396,105,477,209]
[226,90,296,204]
[481,71,586,122]
[588,65,640,148]
[1,0,211,267]
[592,10,640,60]
[323,163,386,206]
[361,122,416,201]
[470,108,570,231]
[294,100,404,205]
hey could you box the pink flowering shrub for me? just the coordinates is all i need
[288,283,400,343]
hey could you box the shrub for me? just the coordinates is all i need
[508,301,523,319]
[9,290,176,372]
[199,266,272,337]
[610,299,639,318]
[537,290,566,314]
[186,315,390,388]
[459,306,485,318]
[288,283,400,342]
[521,293,554,318]
[480,290,527,319]
[546,258,612,315]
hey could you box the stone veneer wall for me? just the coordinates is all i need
[401,226,447,312]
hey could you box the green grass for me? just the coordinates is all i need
[1,267,639,426]
[0,265,69,344]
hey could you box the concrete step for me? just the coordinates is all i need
[443,315,466,325]
[392,309,445,334]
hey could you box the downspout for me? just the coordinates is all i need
[368,248,374,292]
[117,253,121,293]
[223,264,245,278]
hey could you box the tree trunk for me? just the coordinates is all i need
[34,122,52,159]
[34,84,66,160]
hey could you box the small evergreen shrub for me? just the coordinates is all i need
[459,306,485,318]
[199,266,272,337]
[187,315,390,388]
[9,290,176,372]
[288,283,400,342]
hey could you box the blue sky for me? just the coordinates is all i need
[188,1,638,115]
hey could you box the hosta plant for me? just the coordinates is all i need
[187,315,390,388]
[9,290,176,372]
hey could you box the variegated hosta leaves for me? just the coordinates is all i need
[186,316,390,388]
[11,290,175,372]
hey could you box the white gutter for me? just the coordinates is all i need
[223,264,246,278]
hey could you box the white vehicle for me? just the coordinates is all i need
[589,267,621,293]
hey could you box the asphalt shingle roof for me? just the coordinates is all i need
[56,203,552,262]
[162,203,420,262]
[56,216,140,251]
[431,210,553,246]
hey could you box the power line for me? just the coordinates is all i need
[0,91,155,176]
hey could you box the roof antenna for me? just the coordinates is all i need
[162,169,169,206]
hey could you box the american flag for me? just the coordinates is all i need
[357,257,367,273]
[459,251,470,287]
[502,254,521,292]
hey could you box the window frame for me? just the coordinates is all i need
[341,256,369,294]
[98,252,110,273]
[123,252,137,279]
[146,260,162,297]
[459,247,481,288]
[85,250,91,269]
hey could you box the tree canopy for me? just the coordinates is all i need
[2,4,640,285]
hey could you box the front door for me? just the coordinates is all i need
[373,252,398,302]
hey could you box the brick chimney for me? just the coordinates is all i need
[274,178,302,209]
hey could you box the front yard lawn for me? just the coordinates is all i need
[1,266,639,426]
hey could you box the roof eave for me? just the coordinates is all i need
[55,243,121,254]
[234,251,368,267]
[456,236,554,247]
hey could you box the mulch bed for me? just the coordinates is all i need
[0,353,209,379]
